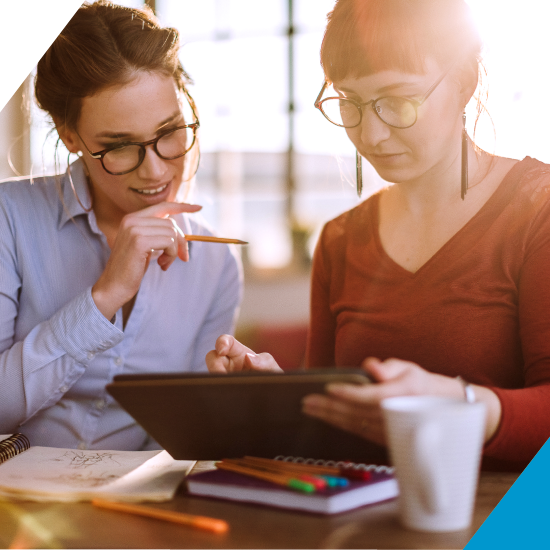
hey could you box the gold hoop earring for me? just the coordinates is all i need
[67,152,93,212]
[461,112,468,200]
[356,149,363,197]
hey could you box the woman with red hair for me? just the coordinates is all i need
[207,0,550,472]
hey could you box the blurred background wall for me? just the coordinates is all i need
[1,0,550,369]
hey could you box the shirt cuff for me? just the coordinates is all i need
[48,288,124,364]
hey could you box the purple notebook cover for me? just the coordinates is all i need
[187,468,394,495]
[186,467,398,514]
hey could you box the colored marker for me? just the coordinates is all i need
[217,461,316,493]
[320,475,350,488]
[298,474,328,489]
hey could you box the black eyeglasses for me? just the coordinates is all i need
[314,68,451,130]
[77,88,200,176]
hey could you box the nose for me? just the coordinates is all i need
[357,106,392,149]
[136,144,169,180]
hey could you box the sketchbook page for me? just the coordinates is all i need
[92,450,196,502]
[0,447,195,503]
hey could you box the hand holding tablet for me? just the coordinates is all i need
[106,369,387,463]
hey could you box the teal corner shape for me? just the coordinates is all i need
[465,438,550,549]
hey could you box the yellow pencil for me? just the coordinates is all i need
[91,498,229,534]
[184,235,248,245]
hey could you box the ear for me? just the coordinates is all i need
[459,59,479,106]
[54,119,81,154]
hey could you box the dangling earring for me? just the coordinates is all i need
[67,151,93,212]
[461,111,468,200]
[356,149,363,197]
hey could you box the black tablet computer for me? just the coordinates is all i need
[106,369,388,463]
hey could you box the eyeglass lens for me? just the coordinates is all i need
[102,127,195,174]
[320,97,418,129]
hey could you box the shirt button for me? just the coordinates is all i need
[60,385,69,393]
[95,399,106,410]
[77,442,87,450]
[115,357,123,366]
[87,352,95,360]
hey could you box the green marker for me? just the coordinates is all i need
[287,478,316,493]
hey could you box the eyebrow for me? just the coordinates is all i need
[94,111,184,140]
[337,81,420,97]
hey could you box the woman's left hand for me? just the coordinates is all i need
[301,357,461,446]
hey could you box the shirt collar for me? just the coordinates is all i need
[58,158,96,230]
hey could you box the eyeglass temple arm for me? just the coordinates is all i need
[419,60,459,105]
[182,85,200,126]
[314,80,329,108]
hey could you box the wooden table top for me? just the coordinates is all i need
[0,462,517,549]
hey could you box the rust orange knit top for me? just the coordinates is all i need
[307,157,550,471]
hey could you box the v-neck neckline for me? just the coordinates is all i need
[370,157,537,278]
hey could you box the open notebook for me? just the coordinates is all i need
[0,434,194,503]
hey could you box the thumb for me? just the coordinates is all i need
[361,357,383,380]
[215,334,253,358]
[215,334,234,355]
[362,357,410,382]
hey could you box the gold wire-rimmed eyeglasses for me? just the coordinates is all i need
[314,68,452,130]
[313,66,453,196]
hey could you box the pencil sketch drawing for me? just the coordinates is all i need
[44,450,122,469]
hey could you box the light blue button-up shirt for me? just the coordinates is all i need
[0,160,242,450]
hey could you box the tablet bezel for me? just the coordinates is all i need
[106,369,388,463]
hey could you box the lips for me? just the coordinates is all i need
[367,152,407,166]
[369,152,405,159]
[132,182,169,195]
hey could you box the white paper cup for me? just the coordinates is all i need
[382,396,486,532]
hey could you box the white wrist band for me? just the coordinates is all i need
[456,376,476,403]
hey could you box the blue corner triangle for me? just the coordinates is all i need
[465,438,550,549]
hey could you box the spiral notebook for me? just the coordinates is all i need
[186,457,398,515]
[0,434,194,503]
[0,434,31,464]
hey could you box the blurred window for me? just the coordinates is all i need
[38,0,550,270]
[156,0,377,269]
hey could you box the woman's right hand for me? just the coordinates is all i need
[92,201,201,321]
[206,334,283,373]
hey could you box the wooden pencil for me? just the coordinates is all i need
[242,456,342,475]
[184,235,248,245]
[241,456,371,480]
[222,458,327,489]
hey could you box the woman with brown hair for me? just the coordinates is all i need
[0,1,242,449]
[206,0,550,471]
